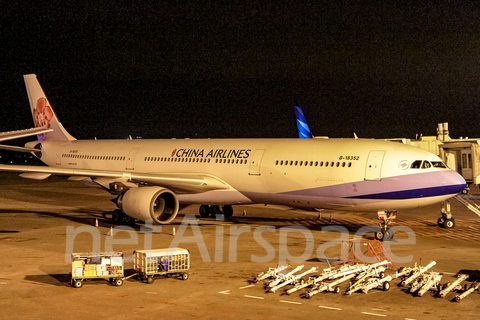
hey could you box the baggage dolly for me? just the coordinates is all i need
[71,252,124,288]
[133,248,190,284]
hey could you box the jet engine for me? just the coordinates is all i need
[117,186,179,224]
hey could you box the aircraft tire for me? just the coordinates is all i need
[114,279,123,286]
[124,214,136,226]
[437,217,445,228]
[211,205,221,218]
[147,276,154,284]
[222,205,233,218]
[374,231,384,241]
[199,205,210,218]
[444,218,455,229]
[112,209,124,225]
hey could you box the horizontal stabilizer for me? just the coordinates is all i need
[0,127,53,142]
[0,144,40,153]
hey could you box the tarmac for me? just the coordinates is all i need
[0,172,479,320]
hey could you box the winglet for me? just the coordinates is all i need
[23,74,76,141]
[294,106,313,139]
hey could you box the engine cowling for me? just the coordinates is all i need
[117,186,179,224]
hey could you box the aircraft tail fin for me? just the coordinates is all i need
[23,74,76,141]
[295,106,313,139]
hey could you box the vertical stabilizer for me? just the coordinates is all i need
[295,106,313,139]
[23,74,76,141]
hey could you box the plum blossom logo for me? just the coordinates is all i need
[171,149,177,157]
[33,97,53,128]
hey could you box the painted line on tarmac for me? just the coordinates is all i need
[372,309,387,311]
[361,312,387,317]
[319,306,342,310]
[279,300,302,305]
[146,292,157,294]
[244,295,264,300]
[0,282,7,285]
[239,284,255,289]
[218,290,230,294]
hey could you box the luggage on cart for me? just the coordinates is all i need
[134,248,190,284]
[71,252,124,288]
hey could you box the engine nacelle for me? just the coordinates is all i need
[117,186,179,224]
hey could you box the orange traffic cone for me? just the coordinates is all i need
[95,218,98,227]
[243,209,246,216]
[172,227,176,236]
[109,226,113,236]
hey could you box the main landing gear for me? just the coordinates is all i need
[112,209,137,226]
[374,211,396,241]
[199,205,234,219]
[437,199,455,229]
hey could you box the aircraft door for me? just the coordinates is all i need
[126,148,138,170]
[461,149,473,181]
[249,149,265,175]
[365,151,385,181]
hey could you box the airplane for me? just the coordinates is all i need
[295,106,313,139]
[0,74,466,241]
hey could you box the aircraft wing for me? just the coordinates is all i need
[0,164,230,193]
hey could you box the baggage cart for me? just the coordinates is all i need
[134,248,190,284]
[71,252,124,288]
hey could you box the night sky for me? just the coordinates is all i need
[2,2,480,141]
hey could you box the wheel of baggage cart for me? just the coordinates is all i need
[114,278,123,286]
[147,276,155,284]
[73,280,83,288]
[334,286,341,294]
[182,273,189,280]
[379,272,385,278]
[383,281,390,291]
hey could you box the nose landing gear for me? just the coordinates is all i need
[437,199,455,228]
[374,211,396,241]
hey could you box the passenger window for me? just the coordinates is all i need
[410,160,422,169]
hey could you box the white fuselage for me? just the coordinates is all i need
[35,137,466,212]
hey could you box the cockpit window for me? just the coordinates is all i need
[431,161,447,168]
[411,160,447,169]
[410,160,423,169]
[421,161,432,169]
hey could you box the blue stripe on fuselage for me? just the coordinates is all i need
[347,185,464,200]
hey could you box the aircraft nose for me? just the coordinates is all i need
[446,170,466,194]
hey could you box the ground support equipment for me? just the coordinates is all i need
[71,252,124,288]
[264,265,303,289]
[438,274,469,298]
[305,273,356,298]
[133,248,190,284]
[417,272,443,297]
[285,264,367,295]
[268,267,316,293]
[401,261,436,287]
[345,265,388,295]
[361,274,393,294]
[254,265,289,283]
[455,282,480,302]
